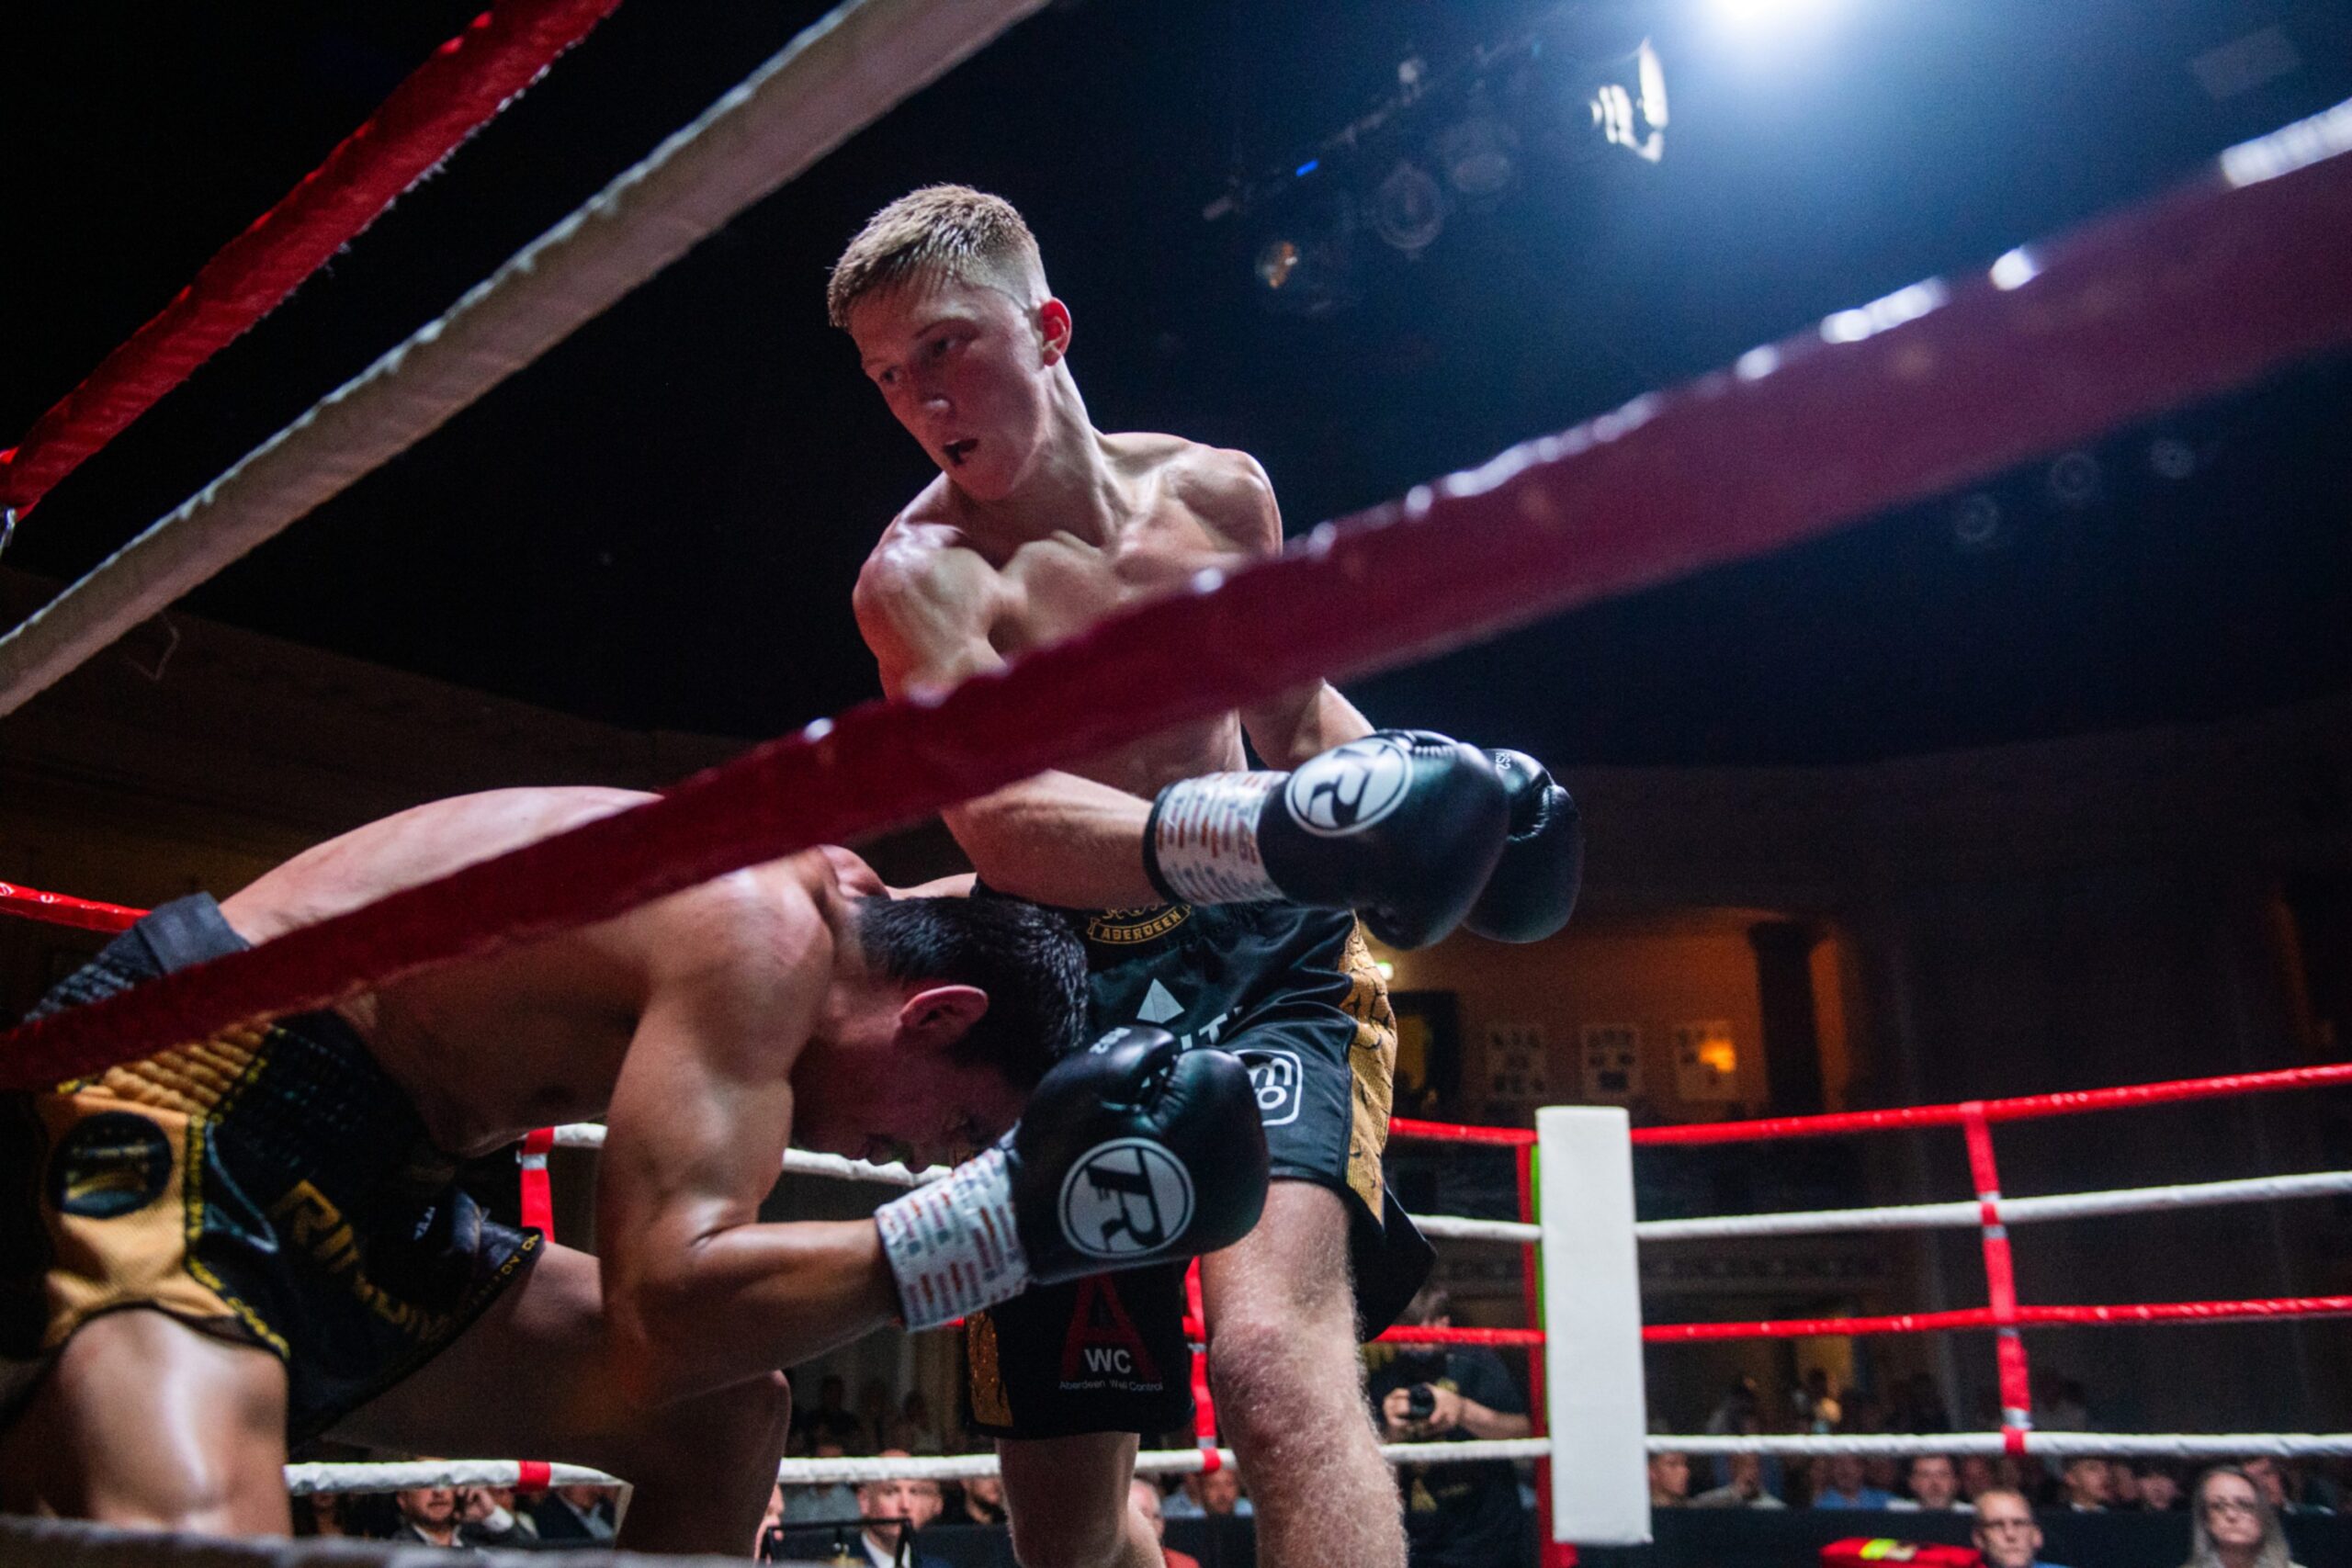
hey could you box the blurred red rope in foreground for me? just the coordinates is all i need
[4,110,2348,1090]
[0,0,623,520]
[0,882,144,934]
[1644,1295,2352,1343]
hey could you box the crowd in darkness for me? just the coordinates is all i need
[285,1354,2344,1562]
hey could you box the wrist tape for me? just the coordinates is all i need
[1147,772,1284,905]
[874,1147,1029,1332]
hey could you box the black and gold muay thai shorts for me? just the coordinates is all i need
[964,896,1435,1438]
[0,896,537,1442]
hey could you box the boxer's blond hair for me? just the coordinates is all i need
[828,185,1048,329]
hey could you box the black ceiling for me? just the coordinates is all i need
[6,0,2349,767]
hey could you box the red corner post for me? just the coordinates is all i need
[1520,1142,1577,1568]
[1961,1105,2033,1456]
[1184,1260,1222,1472]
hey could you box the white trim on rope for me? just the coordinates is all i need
[1417,1213,1541,1244]
[1654,1433,2352,1459]
[0,0,1054,716]
[1634,1170,2352,1243]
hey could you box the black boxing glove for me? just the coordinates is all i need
[1463,749,1584,942]
[875,1026,1268,1332]
[1142,732,1510,949]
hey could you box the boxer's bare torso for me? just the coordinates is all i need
[217,786,835,1157]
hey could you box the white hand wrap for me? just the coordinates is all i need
[1149,772,1284,905]
[874,1147,1030,1332]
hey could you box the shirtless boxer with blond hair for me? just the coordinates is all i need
[1,786,1278,1552]
[833,185,1582,1568]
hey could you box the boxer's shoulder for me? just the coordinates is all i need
[1108,434,1280,554]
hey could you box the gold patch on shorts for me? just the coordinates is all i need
[1339,922,1398,1214]
[1085,906,1193,945]
[967,1309,1012,1427]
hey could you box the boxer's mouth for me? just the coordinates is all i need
[944,438,978,468]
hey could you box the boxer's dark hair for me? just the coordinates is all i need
[854,895,1087,1087]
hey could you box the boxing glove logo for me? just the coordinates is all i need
[1283,736,1412,838]
[1058,1138,1197,1259]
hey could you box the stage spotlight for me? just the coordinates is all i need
[1371,160,1448,254]
[1436,91,1519,197]
[1710,0,1844,30]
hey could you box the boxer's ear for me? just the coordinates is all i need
[1037,298,1073,366]
[896,984,989,1051]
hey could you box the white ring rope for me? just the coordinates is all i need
[287,1440,1561,1495]
[0,0,1053,716]
[0,1516,751,1568]
[1657,1433,2352,1460]
[550,1122,944,1189]
[285,1432,2352,1495]
[1635,1169,2352,1243]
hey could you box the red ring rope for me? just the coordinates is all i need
[1642,1294,2352,1343]
[0,0,624,520]
[1388,1117,1537,1147]
[0,882,143,934]
[3,125,2347,1091]
[1629,1062,2352,1145]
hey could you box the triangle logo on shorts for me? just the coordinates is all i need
[1057,1275,1160,1386]
[1137,978,1183,1024]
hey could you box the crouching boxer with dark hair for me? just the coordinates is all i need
[839,184,1583,1568]
[0,784,1278,1553]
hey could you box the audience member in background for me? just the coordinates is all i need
[2033,1373,2089,1434]
[857,1379,894,1453]
[1891,1372,1951,1433]
[457,1484,537,1548]
[1705,1376,1762,1440]
[1199,1466,1252,1519]
[2244,1457,2333,1517]
[855,1453,948,1568]
[2135,1463,2185,1512]
[954,1472,1008,1526]
[1371,1288,1531,1567]
[1794,1370,1842,1433]
[1890,1454,1970,1512]
[1160,1475,1205,1519]
[893,1392,945,1454]
[531,1482,619,1544]
[1131,1478,1200,1568]
[2110,1464,2143,1509]
[754,1484,786,1557]
[1691,1451,1784,1509]
[1960,1455,2002,1504]
[1974,1487,2070,1568]
[391,1485,464,1549]
[2060,1456,2111,1511]
[291,1491,353,1539]
[792,1374,865,1452]
[783,1436,862,1525]
[1862,1455,1904,1499]
[1648,1451,1690,1509]
[2183,1465,2304,1568]
[1812,1453,1895,1509]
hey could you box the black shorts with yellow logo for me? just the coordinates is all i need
[0,895,537,1444]
[965,897,1434,1439]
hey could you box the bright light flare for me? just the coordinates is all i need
[1708,0,1845,30]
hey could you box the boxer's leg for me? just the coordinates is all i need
[0,1308,289,1533]
[1203,1180,1405,1568]
[333,1244,789,1556]
[996,1431,1161,1568]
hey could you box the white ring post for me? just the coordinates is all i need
[1538,1105,1650,1545]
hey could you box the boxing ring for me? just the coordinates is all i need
[5,0,2352,1559]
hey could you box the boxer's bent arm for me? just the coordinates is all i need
[856,547,1163,908]
[1240,680,1374,770]
[595,890,897,1405]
